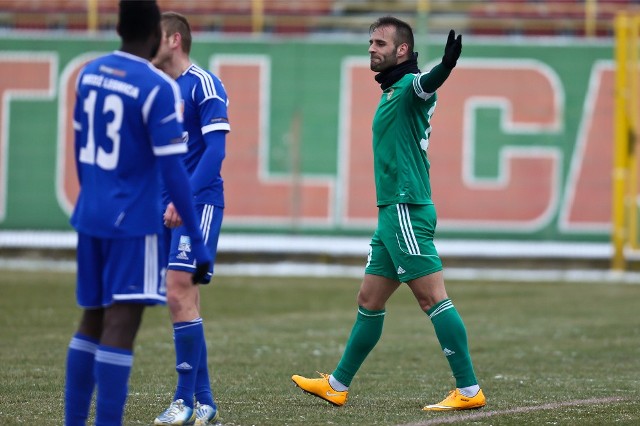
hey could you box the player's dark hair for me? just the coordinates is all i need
[161,12,192,54]
[118,0,161,43]
[370,16,415,54]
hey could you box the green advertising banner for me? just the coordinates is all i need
[0,34,616,242]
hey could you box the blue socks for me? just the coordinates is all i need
[195,331,215,407]
[65,337,134,426]
[65,334,98,426]
[173,318,204,408]
[94,346,133,426]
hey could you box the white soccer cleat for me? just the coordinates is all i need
[194,401,220,425]
[154,399,196,425]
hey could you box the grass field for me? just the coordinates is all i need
[1,268,639,425]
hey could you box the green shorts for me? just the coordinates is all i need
[365,203,443,282]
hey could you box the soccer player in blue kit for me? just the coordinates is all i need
[151,12,229,426]
[64,2,211,425]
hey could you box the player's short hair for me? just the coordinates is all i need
[370,16,415,55]
[161,12,192,54]
[118,0,161,42]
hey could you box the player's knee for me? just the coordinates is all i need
[416,298,433,312]
[166,272,193,297]
[415,294,447,312]
[166,289,190,314]
[166,272,197,316]
[356,291,385,311]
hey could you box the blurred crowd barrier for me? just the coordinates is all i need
[0,0,638,37]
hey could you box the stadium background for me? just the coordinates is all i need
[0,0,638,270]
[2,4,640,425]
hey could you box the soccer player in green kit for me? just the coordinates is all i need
[291,16,486,411]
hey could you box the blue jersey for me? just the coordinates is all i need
[71,50,187,238]
[175,64,229,207]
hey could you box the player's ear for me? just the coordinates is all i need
[172,32,182,49]
[397,42,408,58]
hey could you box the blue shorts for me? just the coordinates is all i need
[164,203,223,284]
[365,203,443,282]
[75,233,167,308]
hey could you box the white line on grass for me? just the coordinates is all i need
[399,397,626,426]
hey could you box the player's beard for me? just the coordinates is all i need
[370,47,398,72]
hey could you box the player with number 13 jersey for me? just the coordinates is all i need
[71,50,186,238]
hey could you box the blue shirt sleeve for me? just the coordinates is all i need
[190,130,226,195]
[189,73,229,197]
[147,77,187,155]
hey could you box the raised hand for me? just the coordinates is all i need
[442,29,462,70]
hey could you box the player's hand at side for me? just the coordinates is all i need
[163,202,183,228]
[189,238,212,285]
[442,29,462,70]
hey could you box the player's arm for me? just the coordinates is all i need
[190,130,226,197]
[165,129,225,228]
[158,154,211,283]
[149,80,211,283]
[418,29,462,93]
[190,78,229,197]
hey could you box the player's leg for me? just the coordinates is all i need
[193,205,222,426]
[292,228,400,406]
[94,234,165,425]
[408,272,485,410]
[331,273,399,385]
[396,203,484,410]
[156,232,202,424]
[156,204,221,425]
[65,309,102,426]
[194,346,219,426]
[65,234,102,426]
[291,274,398,406]
[94,303,144,425]
[165,269,203,407]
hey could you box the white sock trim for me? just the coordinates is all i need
[329,374,348,391]
[458,384,480,397]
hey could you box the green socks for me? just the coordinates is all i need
[427,298,478,388]
[332,306,385,387]
[330,300,478,390]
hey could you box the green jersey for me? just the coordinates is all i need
[372,72,437,207]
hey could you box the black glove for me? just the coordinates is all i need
[191,260,211,284]
[442,29,462,70]
[189,238,212,284]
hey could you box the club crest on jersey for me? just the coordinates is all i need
[178,235,192,252]
[386,89,394,100]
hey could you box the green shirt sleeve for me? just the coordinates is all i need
[419,62,452,93]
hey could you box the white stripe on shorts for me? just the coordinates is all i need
[200,204,214,243]
[144,235,158,295]
[397,203,421,255]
